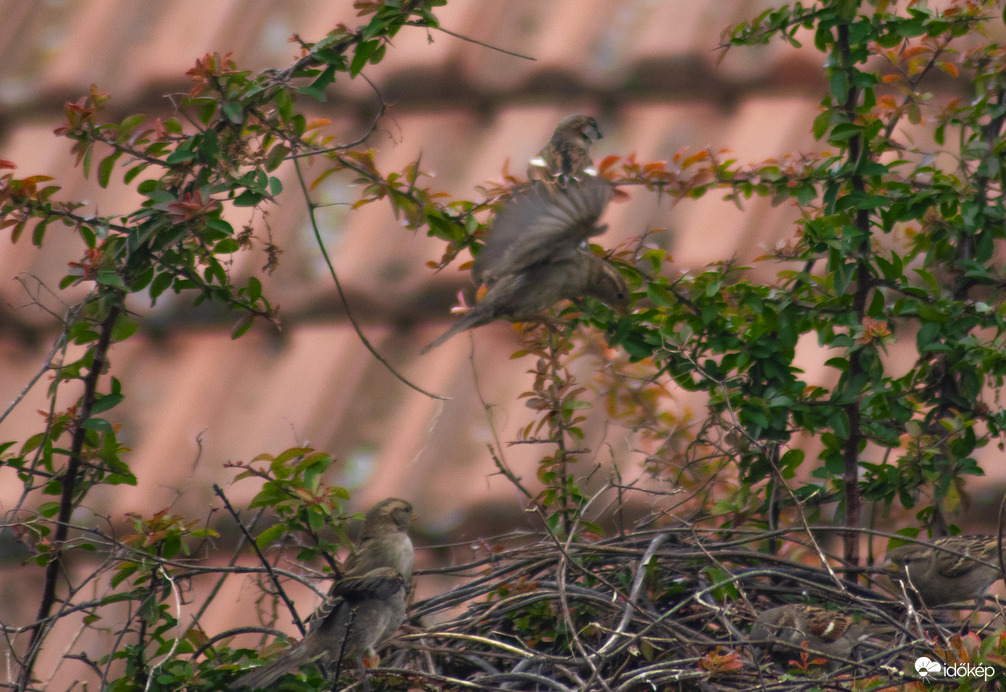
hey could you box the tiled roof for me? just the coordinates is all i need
[6,0,998,530]
[0,0,991,521]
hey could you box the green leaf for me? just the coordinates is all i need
[166,147,196,164]
[32,219,50,246]
[302,65,336,101]
[96,271,128,290]
[222,101,243,124]
[307,509,325,533]
[350,40,380,76]
[149,272,173,302]
[245,277,262,302]
[828,122,861,141]
[812,110,832,140]
[829,70,849,102]
[233,190,262,206]
[645,282,675,308]
[111,562,139,588]
[231,313,254,339]
[92,394,124,415]
[255,524,287,549]
[112,314,139,341]
[266,145,290,172]
[98,152,122,189]
[81,418,114,432]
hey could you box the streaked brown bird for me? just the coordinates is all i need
[880,534,1002,607]
[750,604,863,667]
[325,498,414,585]
[527,114,603,185]
[229,498,415,690]
[422,176,627,353]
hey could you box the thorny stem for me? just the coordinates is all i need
[549,334,572,535]
[836,22,866,572]
[19,295,121,691]
[538,326,582,536]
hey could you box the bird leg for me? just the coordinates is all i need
[356,655,371,692]
[957,596,986,635]
[514,314,564,334]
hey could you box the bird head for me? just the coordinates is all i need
[556,114,602,144]
[364,498,414,532]
[880,543,933,579]
[587,258,630,312]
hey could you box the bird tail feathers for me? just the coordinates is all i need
[420,321,469,353]
[228,644,313,690]
[420,307,489,353]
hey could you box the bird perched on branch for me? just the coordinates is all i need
[527,114,602,185]
[880,534,1002,607]
[422,175,627,353]
[750,604,864,667]
[324,498,415,585]
[230,498,415,690]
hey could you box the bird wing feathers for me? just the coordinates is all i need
[307,566,408,632]
[332,568,406,600]
[473,176,612,287]
[932,535,1001,577]
[421,175,622,353]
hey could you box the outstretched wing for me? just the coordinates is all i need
[473,176,613,287]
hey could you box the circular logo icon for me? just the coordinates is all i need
[915,656,942,677]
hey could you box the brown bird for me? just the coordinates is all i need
[230,498,415,690]
[473,174,613,288]
[750,604,863,667]
[527,114,602,185]
[881,535,1002,607]
[422,176,627,353]
[325,498,415,585]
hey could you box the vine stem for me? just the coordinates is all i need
[291,157,447,402]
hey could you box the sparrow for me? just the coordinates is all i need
[229,498,415,690]
[880,535,1002,607]
[750,604,863,666]
[527,114,602,185]
[422,176,627,352]
[323,498,415,584]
